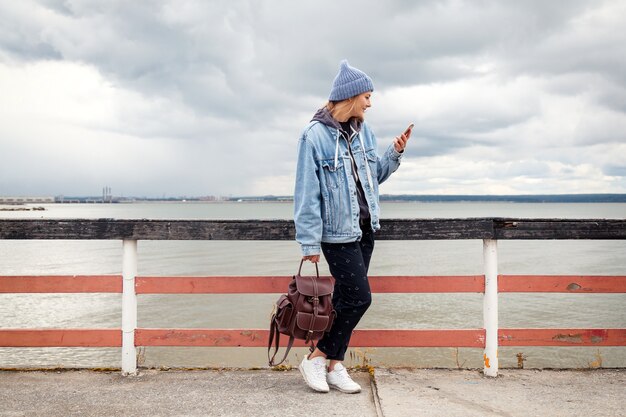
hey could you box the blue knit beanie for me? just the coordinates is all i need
[328,59,374,101]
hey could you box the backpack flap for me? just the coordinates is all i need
[294,274,334,297]
[276,294,291,309]
[274,295,293,329]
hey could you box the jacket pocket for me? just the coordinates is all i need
[365,150,379,182]
[321,159,344,190]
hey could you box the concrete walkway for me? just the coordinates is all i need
[0,368,624,417]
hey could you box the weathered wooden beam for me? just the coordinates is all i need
[499,328,626,346]
[499,275,626,293]
[0,219,295,240]
[133,275,485,294]
[134,328,486,348]
[0,329,122,347]
[4,327,623,348]
[0,275,122,293]
[6,274,623,294]
[493,218,626,239]
[0,218,624,240]
[378,218,494,240]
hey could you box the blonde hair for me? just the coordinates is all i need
[326,95,363,123]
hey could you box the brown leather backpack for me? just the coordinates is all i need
[268,261,335,366]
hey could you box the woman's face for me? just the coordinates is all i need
[350,91,372,119]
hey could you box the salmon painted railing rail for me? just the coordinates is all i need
[1,218,625,376]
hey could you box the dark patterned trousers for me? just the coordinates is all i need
[316,225,374,361]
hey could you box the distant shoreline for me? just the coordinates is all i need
[0,206,46,211]
[379,194,626,203]
[2,193,626,205]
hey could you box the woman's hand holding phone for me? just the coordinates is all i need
[394,123,413,152]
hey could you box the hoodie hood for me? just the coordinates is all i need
[311,107,362,135]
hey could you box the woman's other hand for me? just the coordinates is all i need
[302,255,320,263]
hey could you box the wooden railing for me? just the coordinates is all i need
[1,218,625,376]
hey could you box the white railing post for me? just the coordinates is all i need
[121,239,138,375]
[483,239,499,377]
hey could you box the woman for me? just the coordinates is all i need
[294,60,411,393]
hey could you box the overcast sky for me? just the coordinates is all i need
[1,0,625,197]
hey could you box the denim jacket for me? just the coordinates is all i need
[294,118,402,256]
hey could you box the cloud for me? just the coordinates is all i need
[0,0,625,197]
[386,156,624,195]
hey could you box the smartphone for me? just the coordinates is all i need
[403,123,414,136]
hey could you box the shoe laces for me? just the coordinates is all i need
[331,365,354,383]
[311,358,327,379]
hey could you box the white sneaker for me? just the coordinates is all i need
[299,355,329,393]
[327,363,361,393]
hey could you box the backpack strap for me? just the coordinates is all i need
[298,259,319,277]
[268,318,314,366]
[268,317,295,367]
